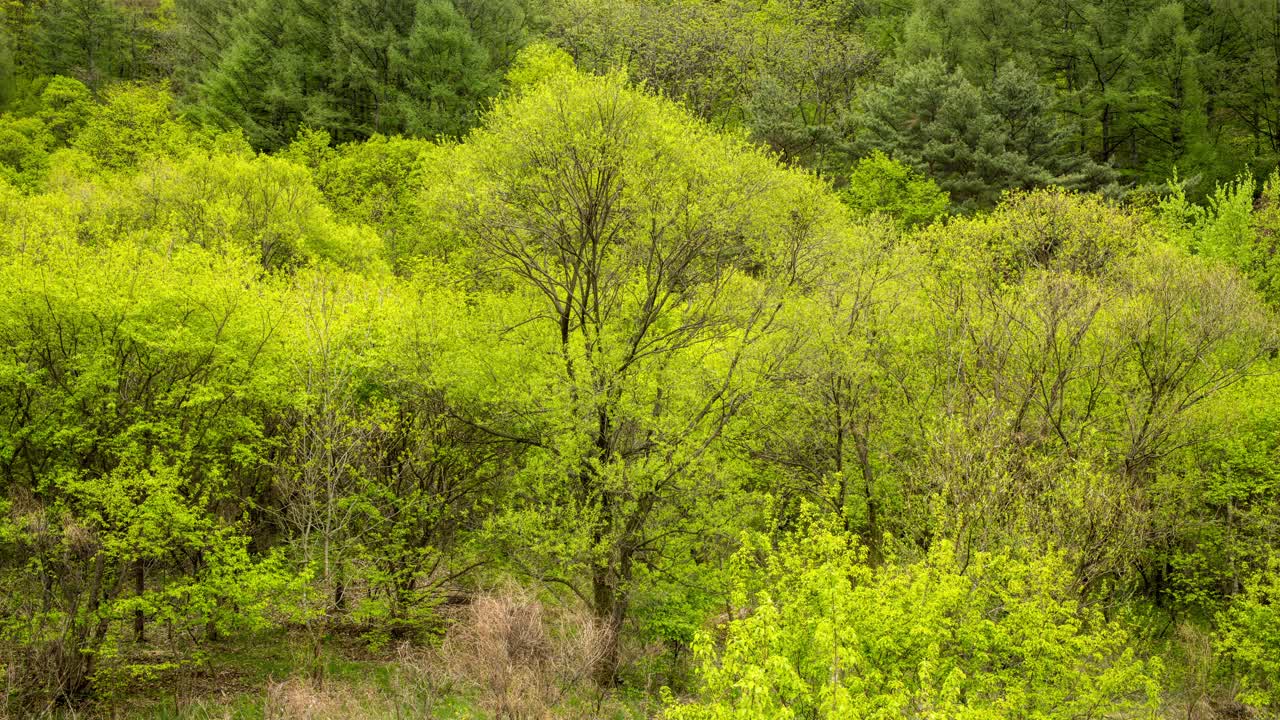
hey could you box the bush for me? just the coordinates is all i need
[667,516,1162,720]
[841,150,949,229]
[1217,560,1280,711]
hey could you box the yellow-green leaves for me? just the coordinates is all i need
[422,65,854,681]
[128,152,384,269]
[1217,559,1280,710]
[505,41,577,93]
[72,83,196,171]
[672,520,1161,720]
[841,150,950,229]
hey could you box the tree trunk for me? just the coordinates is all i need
[856,432,881,565]
[333,562,346,613]
[133,560,145,643]
[591,566,625,687]
[62,552,107,700]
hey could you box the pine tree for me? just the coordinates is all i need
[34,0,127,89]
[331,0,418,136]
[394,0,497,139]
[192,0,337,147]
[172,0,254,94]
[191,0,518,148]
[986,62,1113,191]
[853,58,1110,208]
[1131,2,1220,183]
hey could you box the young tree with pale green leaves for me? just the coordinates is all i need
[426,66,850,684]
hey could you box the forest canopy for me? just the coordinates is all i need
[3,1,1280,718]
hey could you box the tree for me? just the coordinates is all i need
[0,236,296,704]
[192,0,344,148]
[34,0,127,89]
[1200,0,1280,170]
[891,0,1273,185]
[71,83,196,171]
[548,0,880,176]
[747,220,927,563]
[270,268,496,654]
[36,75,94,145]
[839,150,949,228]
[428,68,845,684]
[126,150,384,269]
[171,0,253,94]
[0,115,52,191]
[288,130,437,270]
[191,0,524,148]
[912,190,1274,592]
[852,58,1111,209]
[1217,558,1280,710]
[1158,170,1280,307]
[395,0,499,139]
[1130,3,1217,181]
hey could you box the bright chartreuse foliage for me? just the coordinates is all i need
[0,233,301,701]
[1217,559,1280,710]
[3,11,1280,720]
[1158,169,1280,308]
[424,67,853,683]
[840,150,949,228]
[667,516,1161,719]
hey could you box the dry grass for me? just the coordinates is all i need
[439,585,609,720]
[260,677,378,719]
[4,586,650,720]
[128,654,458,720]
[258,674,454,720]
[1164,622,1258,720]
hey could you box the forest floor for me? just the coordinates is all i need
[17,629,653,720]
[7,629,1266,720]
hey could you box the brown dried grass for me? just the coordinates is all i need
[439,585,608,720]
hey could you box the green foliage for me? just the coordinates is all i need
[293,131,436,269]
[33,0,126,89]
[853,58,1111,209]
[550,0,876,174]
[2,0,1280,194]
[1158,171,1255,263]
[901,190,1275,592]
[1217,560,1280,710]
[886,0,1273,188]
[0,8,14,108]
[72,83,195,171]
[927,189,1147,280]
[668,516,1161,719]
[395,0,502,139]
[1156,374,1280,618]
[127,151,385,269]
[0,114,52,190]
[267,266,490,647]
[428,65,848,682]
[841,150,948,228]
[190,0,530,148]
[1247,171,1280,307]
[0,234,298,703]
[505,40,576,92]
[1157,170,1280,307]
[6,6,1280,714]
[37,75,93,144]
[28,0,171,92]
